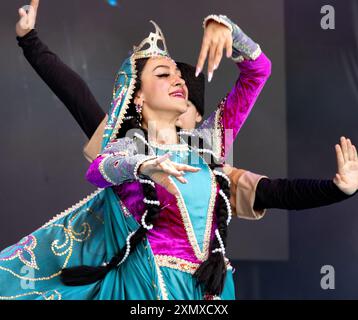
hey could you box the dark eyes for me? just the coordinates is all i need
[157,74,170,78]
[156,73,184,79]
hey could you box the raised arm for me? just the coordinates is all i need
[16,0,105,139]
[195,15,271,160]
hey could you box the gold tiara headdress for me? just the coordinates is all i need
[132,20,170,59]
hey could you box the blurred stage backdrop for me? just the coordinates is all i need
[0,0,357,298]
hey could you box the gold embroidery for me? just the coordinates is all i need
[0,200,95,282]
[152,256,169,300]
[0,290,62,300]
[155,254,233,275]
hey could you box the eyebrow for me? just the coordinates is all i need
[152,65,170,72]
[152,65,182,75]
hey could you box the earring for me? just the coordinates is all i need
[135,104,143,127]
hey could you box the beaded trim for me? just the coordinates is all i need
[250,45,262,61]
[139,178,155,188]
[202,14,233,33]
[133,155,158,180]
[143,198,160,206]
[98,154,117,185]
[149,141,189,152]
[141,210,153,230]
[134,132,189,152]
[106,55,137,143]
[117,231,136,266]
[212,229,226,255]
[213,170,231,186]
[41,189,103,229]
[177,130,195,137]
[219,189,232,225]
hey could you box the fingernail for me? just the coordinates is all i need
[208,72,213,82]
[195,67,201,77]
[213,64,218,70]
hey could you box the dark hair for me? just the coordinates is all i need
[61,57,230,298]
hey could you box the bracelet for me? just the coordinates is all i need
[202,14,233,32]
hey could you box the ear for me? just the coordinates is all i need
[195,111,203,123]
[134,90,144,106]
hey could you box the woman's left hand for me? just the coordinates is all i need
[196,20,233,82]
[333,136,358,195]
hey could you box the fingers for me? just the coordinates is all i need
[347,138,355,161]
[27,5,37,22]
[154,153,171,165]
[30,0,40,12]
[340,136,349,162]
[160,162,187,181]
[353,145,358,161]
[225,37,233,58]
[196,36,210,77]
[207,43,217,82]
[335,144,345,171]
[213,39,225,72]
[173,163,201,173]
[333,173,343,186]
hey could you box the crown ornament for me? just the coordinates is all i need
[132,20,171,59]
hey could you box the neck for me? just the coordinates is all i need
[143,118,179,145]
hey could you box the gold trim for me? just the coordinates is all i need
[155,255,233,275]
[109,55,137,143]
[40,189,103,229]
[0,290,62,300]
[213,99,225,159]
[153,256,169,300]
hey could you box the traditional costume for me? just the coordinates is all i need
[0,15,270,299]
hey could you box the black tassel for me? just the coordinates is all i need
[193,254,227,295]
[60,264,112,286]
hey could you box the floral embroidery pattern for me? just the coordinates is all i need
[0,235,38,270]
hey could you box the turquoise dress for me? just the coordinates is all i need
[0,143,235,300]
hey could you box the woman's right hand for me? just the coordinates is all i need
[16,0,39,37]
[139,153,201,196]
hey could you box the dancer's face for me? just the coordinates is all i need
[135,57,189,124]
[175,101,203,130]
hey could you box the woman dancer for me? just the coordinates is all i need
[2,2,271,298]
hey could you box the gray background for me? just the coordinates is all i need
[1,0,357,299]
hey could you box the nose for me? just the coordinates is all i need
[173,74,185,87]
